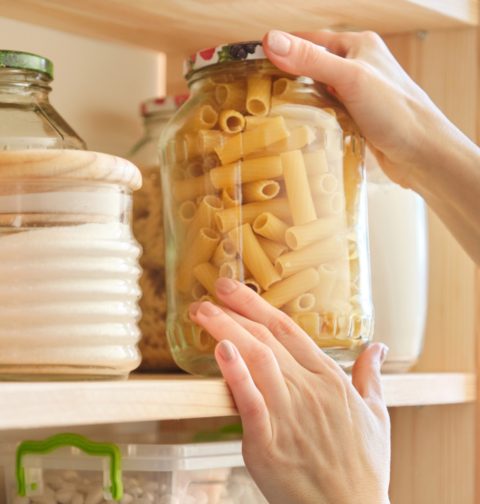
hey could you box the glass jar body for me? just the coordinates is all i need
[0,69,86,150]
[127,113,175,371]
[0,179,142,380]
[160,60,373,376]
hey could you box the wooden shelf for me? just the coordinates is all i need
[0,373,474,431]
[1,0,478,55]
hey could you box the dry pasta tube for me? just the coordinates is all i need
[192,282,208,301]
[185,133,201,159]
[202,153,221,173]
[178,201,197,224]
[215,82,247,112]
[185,161,204,178]
[309,173,338,195]
[215,198,291,233]
[291,312,320,341]
[246,74,272,116]
[219,259,251,281]
[253,212,289,245]
[229,223,281,291]
[185,195,223,248]
[246,126,316,159]
[178,104,218,134]
[172,174,216,203]
[244,278,263,295]
[256,235,289,264]
[273,77,303,98]
[245,116,277,130]
[219,110,246,133]
[310,264,338,310]
[221,187,242,209]
[193,324,215,351]
[261,267,319,308]
[281,150,317,226]
[285,215,345,250]
[193,262,220,302]
[281,293,316,315]
[176,227,220,293]
[303,150,329,176]
[174,136,186,163]
[275,235,345,278]
[242,180,280,204]
[210,156,282,189]
[198,130,226,154]
[314,192,346,217]
[214,116,290,165]
[211,238,237,268]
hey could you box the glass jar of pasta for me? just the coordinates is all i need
[159,41,373,376]
[127,95,188,372]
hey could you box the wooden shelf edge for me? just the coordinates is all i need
[0,372,474,430]
[0,0,477,56]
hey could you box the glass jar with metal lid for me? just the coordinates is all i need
[127,95,188,371]
[159,41,374,376]
[0,50,86,150]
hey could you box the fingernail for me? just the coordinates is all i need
[216,277,238,295]
[217,340,236,362]
[199,301,222,317]
[267,30,291,56]
[189,302,201,315]
[380,345,389,365]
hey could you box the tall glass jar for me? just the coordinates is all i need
[160,42,373,376]
[0,149,142,381]
[127,95,188,371]
[0,50,86,150]
[366,149,428,373]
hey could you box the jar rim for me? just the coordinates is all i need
[0,50,53,80]
[183,41,266,79]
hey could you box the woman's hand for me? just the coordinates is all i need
[190,278,390,504]
[262,30,480,266]
[262,29,445,189]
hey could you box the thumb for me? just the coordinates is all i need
[351,343,388,406]
[262,30,354,90]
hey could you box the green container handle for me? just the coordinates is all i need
[16,433,123,500]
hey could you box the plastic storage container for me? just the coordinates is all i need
[159,41,373,376]
[0,50,86,150]
[0,433,268,504]
[366,150,428,372]
[127,95,188,371]
[0,150,143,381]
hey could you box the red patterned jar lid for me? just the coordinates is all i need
[183,41,266,79]
[140,95,189,116]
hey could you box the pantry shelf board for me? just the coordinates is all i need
[0,0,478,55]
[0,373,474,430]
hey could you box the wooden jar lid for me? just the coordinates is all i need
[0,150,142,190]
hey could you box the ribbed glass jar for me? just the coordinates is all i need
[159,42,374,376]
[0,150,142,380]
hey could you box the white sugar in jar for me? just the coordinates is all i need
[0,150,143,381]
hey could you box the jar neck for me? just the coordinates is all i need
[0,69,52,103]
[143,113,174,137]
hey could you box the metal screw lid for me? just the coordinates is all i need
[0,50,54,80]
[183,41,265,79]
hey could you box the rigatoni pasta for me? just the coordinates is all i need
[229,223,281,290]
[160,56,372,373]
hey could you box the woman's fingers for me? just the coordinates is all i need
[262,30,358,92]
[214,278,340,374]
[215,340,272,444]
[351,343,389,415]
[191,301,291,411]
[193,300,298,368]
